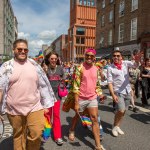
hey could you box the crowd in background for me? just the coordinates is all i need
[0,38,150,150]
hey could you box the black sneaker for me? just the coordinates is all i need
[128,105,133,110]
[133,107,139,113]
[55,138,63,146]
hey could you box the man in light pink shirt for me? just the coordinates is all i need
[0,39,55,150]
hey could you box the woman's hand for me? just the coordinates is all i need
[0,114,4,121]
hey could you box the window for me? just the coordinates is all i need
[81,37,85,44]
[91,0,95,6]
[76,37,85,44]
[101,15,105,27]
[109,10,113,22]
[119,0,125,17]
[132,0,138,11]
[84,0,87,5]
[79,0,82,5]
[108,30,113,45]
[76,27,85,35]
[87,0,91,6]
[102,0,105,8]
[130,18,137,40]
[76,37,80,44]
[99,33,104,47]
[118,23,124,43]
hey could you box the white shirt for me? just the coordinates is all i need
[107,61,135,95]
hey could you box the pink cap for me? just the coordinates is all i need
[85,48,96,55]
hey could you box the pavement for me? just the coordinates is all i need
[0,89,150,150]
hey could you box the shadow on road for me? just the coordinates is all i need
[130,113,150,124]
[0,137,48,150]
[0,136,13,150]
[99,104,114,113]
[101,120,112,136]
[61,116,95,149]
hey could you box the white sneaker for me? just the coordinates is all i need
[95,145,106,150]
[117,126,124,135]
[112,126,118,137]
[101,145,106,150]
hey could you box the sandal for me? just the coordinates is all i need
[68,130,75,141]
[95,145,106,150]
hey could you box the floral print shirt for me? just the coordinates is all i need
[71,63,102,96]
[0,58,56,114]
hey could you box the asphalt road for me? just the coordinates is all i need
[0,89,150,150]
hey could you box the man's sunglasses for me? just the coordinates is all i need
[85,54,95,58]
[113,55,121,58]
[17,48,29,53]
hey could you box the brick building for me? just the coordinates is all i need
[68,0,97,62]
[96,0,150,59]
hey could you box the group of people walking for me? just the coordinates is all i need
[0,39,149,150]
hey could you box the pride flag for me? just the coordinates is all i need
[80,115,92,127]
[38,50,44,58]
[42,113,52,141]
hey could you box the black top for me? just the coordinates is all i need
[47,65,64,100]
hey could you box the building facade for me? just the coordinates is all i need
[50,34,68,62]
[0,0,18,62]
[68,0,97,62]
[96,0,150,58]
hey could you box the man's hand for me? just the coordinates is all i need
[44,108,49,114]
[112,94,119,103]
[74,102,79,113]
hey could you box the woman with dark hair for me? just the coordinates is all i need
[43,51,64,145]
[141,58,150,107]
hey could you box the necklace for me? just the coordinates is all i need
[49,65,57,74]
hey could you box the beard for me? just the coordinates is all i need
[14,53,27,62]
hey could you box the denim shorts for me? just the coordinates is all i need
[115,93,131,111]
[78,99,98,112]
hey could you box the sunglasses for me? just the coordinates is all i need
[85,54,95,58]
[17,48,29,53]
[113,55,121,58]
[50,58,58,61]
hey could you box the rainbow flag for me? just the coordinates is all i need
[80,115,92,127]
[38,50,44,58]
[42,113,52,141]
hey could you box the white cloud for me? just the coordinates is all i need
[29,40,45,56]
[38,30,56,40]
[18,32,30,39]
[12,0,70,56]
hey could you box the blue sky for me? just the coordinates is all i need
[11,0,70,56]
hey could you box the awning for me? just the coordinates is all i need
[96,47,113,58]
